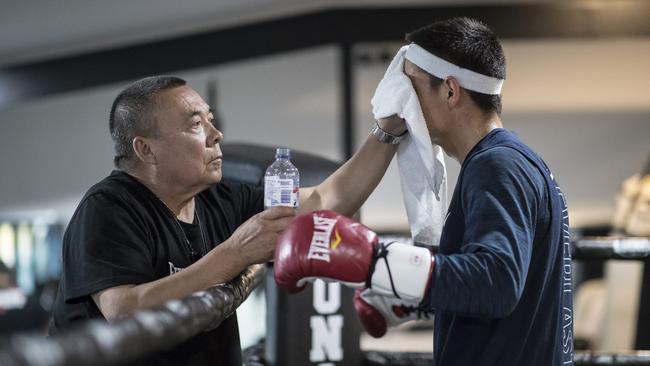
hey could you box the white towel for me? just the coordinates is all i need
[371,45,448,247]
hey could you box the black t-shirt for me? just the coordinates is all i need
[51,170,263,366]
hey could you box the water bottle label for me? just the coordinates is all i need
[264,176,299,208]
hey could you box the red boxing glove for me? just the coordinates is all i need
[275,210,435,305]
[274,210,378,292]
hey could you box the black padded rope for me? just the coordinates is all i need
[377,236,650,261]
[0,265,264,366]
[241,343,650,365]
[363,351,650,366]
[572,237,650,260]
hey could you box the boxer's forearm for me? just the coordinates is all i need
[299,134,397,216]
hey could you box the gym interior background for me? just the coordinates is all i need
[0,0,649,362]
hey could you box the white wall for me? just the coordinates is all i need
[181,46,341,161]
[0,38,649,229]
[0,46,340,222]
[0,84,119,220]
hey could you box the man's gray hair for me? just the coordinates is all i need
[109,76,187,169]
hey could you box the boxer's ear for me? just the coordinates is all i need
[444,77,461,108]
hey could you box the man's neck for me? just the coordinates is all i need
[446,111,502,165]
[125,168,196,222]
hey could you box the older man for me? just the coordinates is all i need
[51,76,403,365]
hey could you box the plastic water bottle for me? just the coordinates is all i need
[264,148,299,209]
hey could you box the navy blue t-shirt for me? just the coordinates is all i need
[427,129,573,365]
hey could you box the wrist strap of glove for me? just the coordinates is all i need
[367,242,435,302]
[366,242,401,298]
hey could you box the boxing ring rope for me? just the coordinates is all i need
[240,342,650,366]
[571,237,650,260]
[379,235,650,261]
[0,264,264,366]
[361,350,650,366]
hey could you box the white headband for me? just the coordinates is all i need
[404,43,504,95]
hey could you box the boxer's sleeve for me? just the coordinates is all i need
[427,147,543,318]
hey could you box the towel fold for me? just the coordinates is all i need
[371,45,448,246]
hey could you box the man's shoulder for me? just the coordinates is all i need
[464,145,547,197]
[468,129,544,172]
[467,145,535,174]
[78,170,147,209]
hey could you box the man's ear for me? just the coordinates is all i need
[444,77,462,108]
[132,136,157,165]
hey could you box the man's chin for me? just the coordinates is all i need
[208,170,222,184]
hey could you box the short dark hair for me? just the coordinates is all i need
[109,76,187,169]
[405,17,506,115]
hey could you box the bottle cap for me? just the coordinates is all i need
[275,148,290,158]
